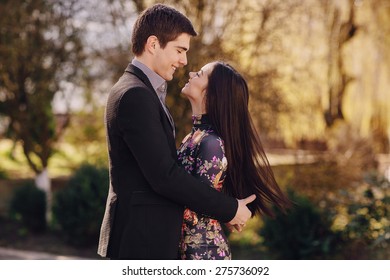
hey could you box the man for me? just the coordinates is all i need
[98,3,255,260]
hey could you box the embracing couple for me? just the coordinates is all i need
[97,3,290,260]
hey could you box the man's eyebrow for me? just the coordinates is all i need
[176,46,188,52]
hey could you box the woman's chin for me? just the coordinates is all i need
[181,87,188,95]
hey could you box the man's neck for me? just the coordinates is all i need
[132,57,166,92]
[134,55,154,73]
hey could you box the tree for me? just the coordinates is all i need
[0,0,85,221]
[321,0,359,127]
[319,0,390,152]
[367,0,390,153]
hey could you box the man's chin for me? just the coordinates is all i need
[165,74,174,81]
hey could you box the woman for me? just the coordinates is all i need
[177,61,291,260]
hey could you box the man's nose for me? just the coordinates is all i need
[179,54,188,66]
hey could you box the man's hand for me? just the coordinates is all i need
[228,194,256,231]
[225,223,244,233]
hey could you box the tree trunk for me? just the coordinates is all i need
[324,0,357,127]
[35,168,52,223]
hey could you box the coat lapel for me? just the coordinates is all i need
[125,63,176,140]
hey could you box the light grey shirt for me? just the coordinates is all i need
[132,58,175,136]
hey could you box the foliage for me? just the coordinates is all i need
[269,161,389,259]
[52,164,108,246]
[334,173,390,258]
[0,168,7,179]
[260,190,341,259]
[9,181,46,233]
[61,109,108,167]
[0,0,85,174]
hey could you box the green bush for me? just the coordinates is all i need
[260,190,341,259]
[53,164,108,246]
[9,181,46,232]
[339,173,390,258]
[0,168,7,179]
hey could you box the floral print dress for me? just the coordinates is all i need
[177,114,231,260]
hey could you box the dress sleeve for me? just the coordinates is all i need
[194,135,228,191]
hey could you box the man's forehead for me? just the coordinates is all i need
[168,33,191,50]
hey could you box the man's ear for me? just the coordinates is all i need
[146,35,158,53]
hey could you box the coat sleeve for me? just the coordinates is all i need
[117,87,237,223]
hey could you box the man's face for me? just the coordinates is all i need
[152,33,191,81]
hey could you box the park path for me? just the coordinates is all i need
[0,246,92,260]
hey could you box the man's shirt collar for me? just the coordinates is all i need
[132,58,167,103]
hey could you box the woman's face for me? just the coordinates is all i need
[181,62,215,103]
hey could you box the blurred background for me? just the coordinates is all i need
[0,0,389,259]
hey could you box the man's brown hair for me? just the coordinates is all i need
[131,4,197,56]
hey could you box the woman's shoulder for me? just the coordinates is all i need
[201,129,222,142]
[199,130,225,154]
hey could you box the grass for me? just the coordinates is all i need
[0,139,106,180]
[0,141,33,179]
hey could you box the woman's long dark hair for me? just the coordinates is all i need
[206,61,291,217]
